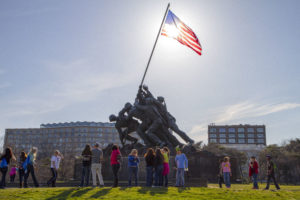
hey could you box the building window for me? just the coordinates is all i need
[257,139,264,144]
[238,128,245,133]
[209,139,217,143]
[248,139,255,143]
[229,134,235,138]
[229,139,236,143]
[247,128,254,133]
[228,128,235,133]
[209,134,217,138]
[220,134,226,138]
[219,139,226,143]
[219,128,226,133]
[257,133,265,138]
[247,133,254,138]
[257,128,264,133]
[209,128,217,133]
[238,133,245,138]
[238,139,245,143]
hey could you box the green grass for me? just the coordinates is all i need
[1,184,300,200]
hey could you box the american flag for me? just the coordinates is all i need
[161,10,202,55]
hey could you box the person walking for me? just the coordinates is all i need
[249,156,259,189]
[111,144,121,187]
[218,158,223,188]
[18,151,27,188]
[128,149,140,187]
[0,147,16,189]
[221,156,232,188]
[24,147,39,188]
[162,147,170,187]
[47,150,63,187]
[154,148,164,187]
[91,143,104,187]
[80,145,92,187]
[175,147,188,187]
[264,155,280,190]
[9,165,17,183]
[144,148,155,187]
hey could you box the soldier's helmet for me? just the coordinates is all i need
[157,96,165,103]
[124,102,132,109]
[109,114,117,122]
[142,84,148,90]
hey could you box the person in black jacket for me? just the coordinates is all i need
[264,155,280,190]
[0,147,16,189]
[154,148,164,187]
[144,148,155,186]
[80,145,92,187]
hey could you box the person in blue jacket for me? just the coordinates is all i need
[175,147,188,187]
[24,147,39,188]
[0,147,16,189]
[128,149,140,186]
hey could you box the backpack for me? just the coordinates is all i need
[0,158,7,168]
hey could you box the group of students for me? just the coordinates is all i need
[218,155,280,190]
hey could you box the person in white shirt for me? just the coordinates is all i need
[47,150,63,187]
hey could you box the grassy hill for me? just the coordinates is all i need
[1,184,300,200]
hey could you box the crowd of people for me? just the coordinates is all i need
[0,145,280,190]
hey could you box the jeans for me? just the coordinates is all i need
[223,172,231,188]
[19,168,25,187]
[0,167,8,188]
[128,166,138,186]
[24,164,39,187]
[154,165,164,186]
[112,164,120,187]
[266,173,280,189]
[80,165,91,187]
[47,168,57,187]
[176,168,185,187]
[91,163,104,186]
[163,174,168,187]
[146,166,153,186]
[252,173,258,189]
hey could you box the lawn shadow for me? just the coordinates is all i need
[177,187,191,193]
[90,188,112,198]
[137,187,168,196]
[119,186,129,191]
[46,188,76,200]
[71,187,93,197]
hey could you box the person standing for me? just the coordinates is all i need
[24,147,39,188]
[218,158,223,188]
[221,156,232,188]
[0,147,16,189]
[111,144,121,187]
[249,156,259,189]
[162,147,170,187]
[175,147,188,187]
[9,165,17,183]
[18,152,27,188]
[154,148,164,187]
[47,150,63,187]
[80,145,92,187]
[128,149,140,187]
[91,143,104,187]
[264,155,280,190]
[144,148,155,187]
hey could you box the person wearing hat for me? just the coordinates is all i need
[47,150,63,187]
[175,147,188,187]
[91,143,104,187]
[265,155,280,190]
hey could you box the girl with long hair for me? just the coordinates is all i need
[144,148,155,186]
[0,147,16,188]
[110,144,121,187]
[154,148,164,187]
[18,151,27,188]
[24,147,39,188]
[162,147,170,187]
[80,145,92,187]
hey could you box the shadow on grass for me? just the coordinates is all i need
[90,188,112,198]
[46,188,76,200]
[137,187,168,196]
[119,186,129,191]
[177,187,191,193]
[71,187,93,197]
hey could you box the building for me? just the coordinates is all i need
[208,124,266,152]
[3,121,140,158]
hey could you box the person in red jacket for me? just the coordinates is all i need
[249,156,259,189]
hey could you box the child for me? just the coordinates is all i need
[218,159,223,188]
[144,148,155,187]
[154,148,164,187]
[0,147,16,188]
[9,165,17,183]
[162,147,170,187]
[264,155,280,190]
[18,152,27,188]
[221,156,231,188]
[249,156,259,189]
[175,147,188,187]
[128,149,140,186]
[80,145,92,187]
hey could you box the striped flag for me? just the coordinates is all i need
[161,10,202,55]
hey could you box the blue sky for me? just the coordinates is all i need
[0,0,299,145]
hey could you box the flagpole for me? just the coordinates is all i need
[140,3,170,86]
